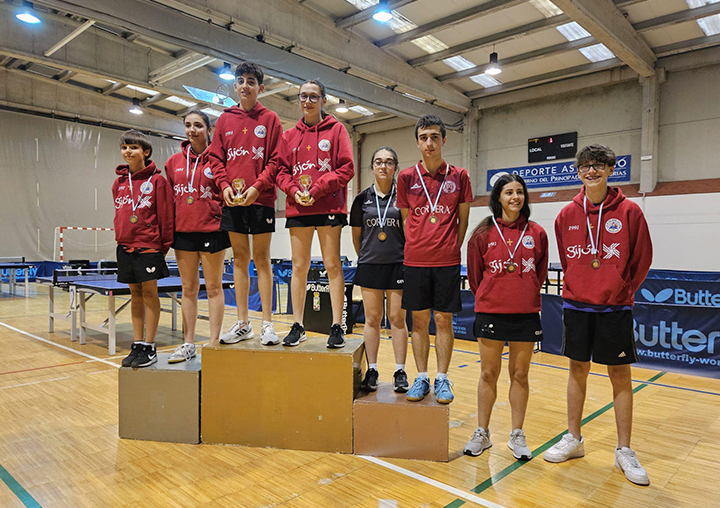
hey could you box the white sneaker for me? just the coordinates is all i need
[168,342,197,363]
[543,433,585,463]
[220,320,254,344]
[508,429,532,460]
[615,447,650,486]
[463,427,492,457]
[260,321,280,345]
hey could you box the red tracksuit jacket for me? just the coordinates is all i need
[112,162,174,254]
[165,140,223,233]
[467,217,549,314]
[555,187,653,306]
[207,102,286,208]
[277,114,354,217]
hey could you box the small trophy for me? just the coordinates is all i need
[299,174,312,203]
[232,178,245,205]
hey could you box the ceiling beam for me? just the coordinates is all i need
[550,0,655,77]
[141,93,170,106]
[258,84,294,99]
[149,52,217,85]
[33,0,467,125]
[101,81,127,95]
[55,69,75,82]
[44,19,95,56]
[408,14,568,67]
[654,33,720,58]
[634,2,720,34]
[375,0,526,49]
[335,0,418,30]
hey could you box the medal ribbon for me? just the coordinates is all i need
[373,183,395,231]
[414,164,448,218]
[583,196,604,257]
[127,170,153,214]
[492,216,528,264]
[186,145,202,194]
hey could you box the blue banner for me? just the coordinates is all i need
[486,155,631,191]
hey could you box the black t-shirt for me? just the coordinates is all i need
[350,184,405,265]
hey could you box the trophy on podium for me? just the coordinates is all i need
[232,178,245,205]
[299,174,312,204]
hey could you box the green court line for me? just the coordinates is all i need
[0,464,42,508]
[442,370,666,507]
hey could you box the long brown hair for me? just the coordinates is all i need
[472,173,531,238]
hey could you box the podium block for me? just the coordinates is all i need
[201,338,364,453]
[354,383,449,461]
[119,353,201,444]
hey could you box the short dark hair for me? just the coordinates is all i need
[119,130,152,160]
[236,61,264,85]
[576,144,616,168]
[370,146,399,170]
[415,115,446,140]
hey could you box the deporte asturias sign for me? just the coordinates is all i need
[486,155,631,191]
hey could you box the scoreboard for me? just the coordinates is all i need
[528,132,577,163]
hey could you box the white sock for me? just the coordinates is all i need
[418,372,429,380]
[369,363,378,371]
[142,341,155,348]
[436,372,448,380]
[395,364,405,372]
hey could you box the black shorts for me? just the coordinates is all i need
[221,205,275,234]
[474,312,543,342]
[172,231,231,254]
[116,246,170,284]
[285,214,347,228]
[562,308,638,365]
[354,263,404,290]
[401,265,461,313]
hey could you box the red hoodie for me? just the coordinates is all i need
[112,162,174,254]
[207,102,286,208]
[555,187,652,306]
[165,141,223,233]
[468,217,548,314]
[277,115,354,217]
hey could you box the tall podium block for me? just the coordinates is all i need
[119,353,201,444]
[201,338,364,453]
[354,383,449,461]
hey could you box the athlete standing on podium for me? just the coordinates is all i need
[351,146,409,393]
[396,115,473,404]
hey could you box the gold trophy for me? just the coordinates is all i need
[232,178,245,205]
[299,174,312,203]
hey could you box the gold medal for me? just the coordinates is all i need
[429,215,438,224]
[129,215,138,224]
[378,231,387,241]
[506,262,517,273]
[591,258,601,269]
[186,196,194,205]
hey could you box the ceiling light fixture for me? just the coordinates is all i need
[373,0,393,23]
[335,99,349,114]
[218,62,234,81]
[485,45,501,76]
[16,1,41,24]
[129,97,143,115]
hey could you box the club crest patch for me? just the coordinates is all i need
[204,167,214,179]
[443,180,457,193]
[318,139,331,152]
[605,218,622,234]
[254,125,267,139]
[140,181,153,194]
[521,235,535,249]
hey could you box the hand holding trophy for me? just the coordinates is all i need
[232,178,246,206]
[298,174,312,206]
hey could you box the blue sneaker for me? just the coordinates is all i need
[434,377,454,404]
[406,377,431,402]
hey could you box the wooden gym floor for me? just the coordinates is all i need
[1,284,719,508]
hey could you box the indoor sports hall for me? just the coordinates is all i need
[1,0,719,507]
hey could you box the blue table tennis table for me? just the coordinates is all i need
[38,272,234,355]
[0,257,36,296]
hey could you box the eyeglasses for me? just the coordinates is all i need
[298,93,322,103]
[577,162,607,174]
[373,159,396,168]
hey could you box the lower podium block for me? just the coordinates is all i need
[354,383,449,461]
[119,353,201,444]
[202,338,364,453]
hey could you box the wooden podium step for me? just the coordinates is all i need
[201,338,364,453]
[354,382,449,461]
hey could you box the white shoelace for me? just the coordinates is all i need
[261,322,274,334]
[556,434,578,451]
[472,429,489,443]
[510,430,527,447]
[618,449,641,468]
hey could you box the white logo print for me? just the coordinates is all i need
[175,167,183,172]
[567,244,593,259]
[605,218,623,234]
[364,200,373,205]
[603,243,620,259]
[200,185,213,199]
[568,225,580,231]
[227,147,250,161]
[146,266,156,273]
[292,161,315,176]
[618,351,626,358]
[225,131,234,136]
[443,180,457,193]
[522,258,536,273]
[254,125,267,139]
[318,158,331,172]
[137,195,152,209]
[204,242,210,248]
[488,241,497,247]
[140,181,153,195]
[521,235,535,249]
[489,260,504,274]
[411,183,422,190]
[252,146,264,160]
[204,167,214,179]
[328,215,335,220]
[266,218,273,224]
[118,186,126,190]
[397,279,404,284]
[318,139,331,152]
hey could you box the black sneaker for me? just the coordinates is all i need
[131,343,157,368]
[327,324,345,349]
[282,322,306,347]
[393,369,409,393]
[361,369,379,391]
[121,342,143,367]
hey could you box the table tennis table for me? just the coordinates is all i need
[0,257,35,296]
[38,270,234,355]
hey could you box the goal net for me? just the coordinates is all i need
[53,227,116,262]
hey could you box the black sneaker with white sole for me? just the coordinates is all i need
[131,343,157,368]
[361,369,379,391]
[326,324,345,349]
[282,322,306,347]
[393,369,409,393]
[122,342,143,367]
